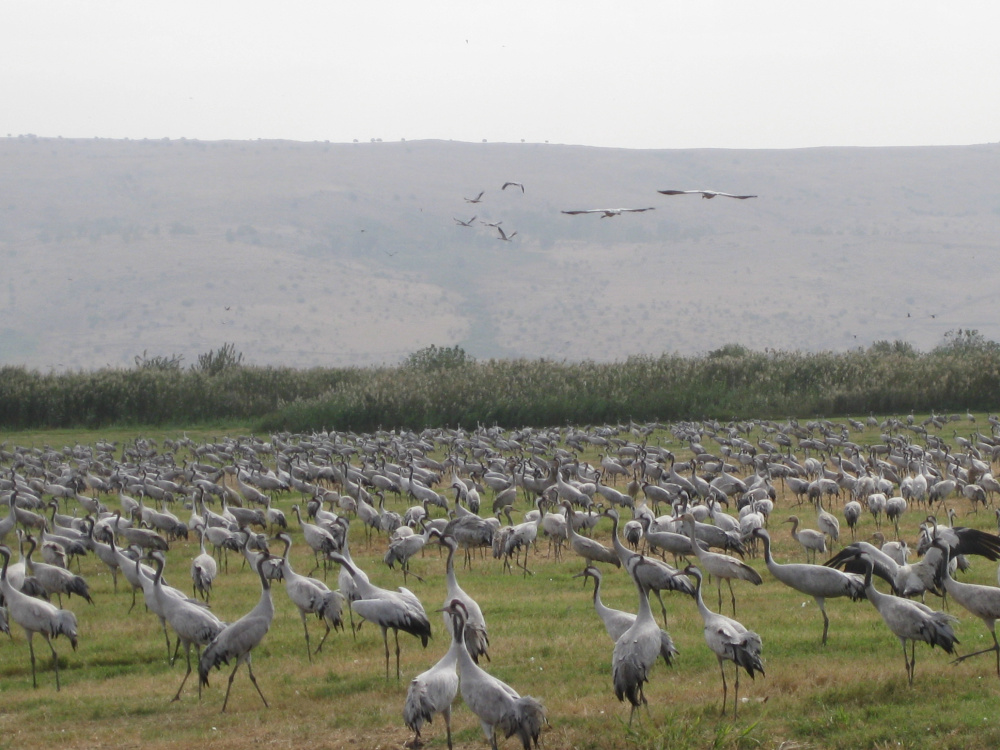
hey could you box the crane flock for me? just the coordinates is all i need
[3,414,1000,745]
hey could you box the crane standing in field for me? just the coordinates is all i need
[679,513,761,615]
[330,552,432,680]
[685,564,764,716]
[753,528,864,645]
[274,532,345,662]
[0,544,78,691]
[198,554,280,712]
[403,612,462,750]
[442,599,546,750]
[612,558,674,725]
[434,531,490,663]
[854,551,959,686]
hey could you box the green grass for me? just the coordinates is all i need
[1,418,1000,749]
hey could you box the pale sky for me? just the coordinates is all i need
[3,2,999,149]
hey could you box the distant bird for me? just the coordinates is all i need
[330,552,431,680]
[198,554,279,712]
[502,182,524,193]
[496,226,518,242]
[454,216,477,227]
[480,219,503,228]
[0,544,78,691]
[854,551,958,685]
[442,599,546,750]
[562,501,620,572]
[465,191,485,203]
[785,515,827,563]
[561,207,655,218]
[191,527,218,602]
[685,564,764,716]
[754,528,864,645]
[657,189,757,199]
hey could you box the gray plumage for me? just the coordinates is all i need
[856,551,958,685]
[198,554,279,712]
[612,559,665,724]
[443,599,546,750]
[685,564,764,716]
[403,618,461,749]
[754,528,864,644]
[274,533,344,662]
[436,532,490,663]
[0,544,78,690]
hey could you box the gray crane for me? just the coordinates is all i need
[612,558,666,725]
[603,509,694,627]
[575,565,676,668]
[23,534,93,607]
[753,528,864,644]
[785,515,827,563]
[854,551,958,685]
[935,543,1000,676]
[147,550,226,701]
[274,532,344,661]
[403,618,461,750]
[679,513,761,615]
[684,564,764,716]
[0,544,78,690]
[434,531,490,663]
[198,554,280,712]
[329,552,431,680]
[561,501,620,572]
[442,599,546,750]
[657,189,757,199]
[190,526,218,602]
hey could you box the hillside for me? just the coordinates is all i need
[2,136,999,370]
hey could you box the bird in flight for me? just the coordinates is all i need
[480,219,502,228]
[502,182,524,193]
[561,207,655,218]
[465,191,485,203]
[657,190,757,200]
[454,216,477,227]
[496,226,517,241]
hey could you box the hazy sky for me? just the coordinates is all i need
[4,2,999,150]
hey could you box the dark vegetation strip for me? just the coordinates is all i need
[2,336,999,432]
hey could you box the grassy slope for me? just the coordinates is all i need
[1,421,999,749]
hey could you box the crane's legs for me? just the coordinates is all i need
[380,626,391,679]
[653,590,669,629]
[817,598,830,645]
[27,633,38,688]
[952,630,1000,676]
[394,628,402,679]
[717,656,728,715]
[300,611,313,663]
[172,642,193,702]
[246,660,269,707]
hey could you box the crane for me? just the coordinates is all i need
[785,515,827,563]
[934,543,1000,677]
[684,564,764,716]
[274,533,345,662]
[0,544,78,690]
[23,534,93,607]
[198,554,280,712]
[561,207,655,218]
[575,565,676,668]
[657,189,757,199]
[329,552,431,679]
[403,620,461,750]
[190,526,218,602]
[753,528,864,644]
[854,551,958,685]
[679,513,761,615]
[147,550,226,701]
[561,501,620,572]
[612,559,666,725]
[442,599,546,750]
[434,531,490,663]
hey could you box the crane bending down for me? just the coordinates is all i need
[685,564,764,716]
[330,552,431,679]
[679,513,762,615]
[443,599,546,750]
[198,554,279,712]
[0,544,78,690]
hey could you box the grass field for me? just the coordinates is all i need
[1,421,999,750]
